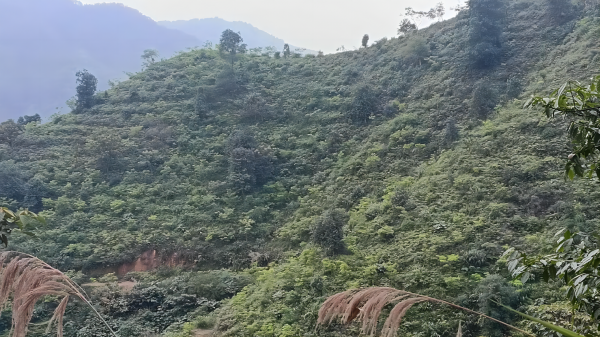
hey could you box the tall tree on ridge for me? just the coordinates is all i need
[283,43,291,58]
[219,29,246,70]
[75,69,97,113]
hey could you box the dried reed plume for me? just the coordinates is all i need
[0,251,117,337]
[317,286,534,337]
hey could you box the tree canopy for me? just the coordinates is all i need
[75,69,97,112]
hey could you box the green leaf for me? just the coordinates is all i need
[568,167,575,180]
[543,268,549,282]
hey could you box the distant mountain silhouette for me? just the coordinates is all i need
[159,18,284,50]
[0,0,305,122]
[159,18,316,55]
[0,0,199,121]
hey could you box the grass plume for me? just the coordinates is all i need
[317,286,534,337]
[0,251,117,337]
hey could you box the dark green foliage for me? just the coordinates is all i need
[527,75,600,180]
[17,114,41,125]
[405,37,430,65]
[348,85,377,124]
[183,270,251,301]
[470,80,498,117]
[546,0,575,24]
[474,275,521,337]
[312,209,348,256]
[0,161,47,212]
[283,43,291,58]
[468,0,504,68]
[507,230,600,332]
[219,29,246,67]
[75,69,98,112]
[443,117,459,145]
[228,129,257,150]
[240,92,267,121]
[505,76,523,99]
[227,131,273,194]
[63,283,218,337]
[215,68,240,95]
[0,120,22,146]
[362,34,369,48]
[398,18,417,36]
[194,88,209,118]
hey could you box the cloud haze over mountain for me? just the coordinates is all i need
[0,0,199,121]
[159,18,284,50]
[0,0,302,122]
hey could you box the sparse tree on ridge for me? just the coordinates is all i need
[434,2,445,21]
[0,120,22,146]
[75,69,97,113]
[398,18,418,36]
[361,34,369,48]
[17,114,41,125]
[398,3,446,36]
[141,49,159,68]
[283,43,291,58]
[219,29,246,69]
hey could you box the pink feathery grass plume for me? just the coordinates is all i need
[0,251,117,337]
[317,286,534,337]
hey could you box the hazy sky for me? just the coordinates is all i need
[78,0,465,53]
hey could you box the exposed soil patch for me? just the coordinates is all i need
[88,250,190,276]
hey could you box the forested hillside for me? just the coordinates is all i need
[1,0,600,336]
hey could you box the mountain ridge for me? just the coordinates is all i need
[0,0,308,123]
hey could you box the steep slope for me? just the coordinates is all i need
[1,0,600,336]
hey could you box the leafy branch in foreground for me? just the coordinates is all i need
[525,75,600,179]
[505,229,600,332]
[317,287,534,337]
[0,251,117,337]
[0,207,45,247]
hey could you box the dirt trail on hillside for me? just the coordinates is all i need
[192,329,213,337]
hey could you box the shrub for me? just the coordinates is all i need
[405,37,430,65]
[240,93,267,121]
[348,85,377,124]
[475,275,521,337]
[312,209,348,256]
[470,80,497,118]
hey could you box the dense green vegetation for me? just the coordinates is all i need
[2,0,600,335]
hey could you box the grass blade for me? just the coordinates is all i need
[494,301,585,337]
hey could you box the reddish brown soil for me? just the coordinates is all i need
[88,250,189,276]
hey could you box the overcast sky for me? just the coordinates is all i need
[78,0,466,53]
